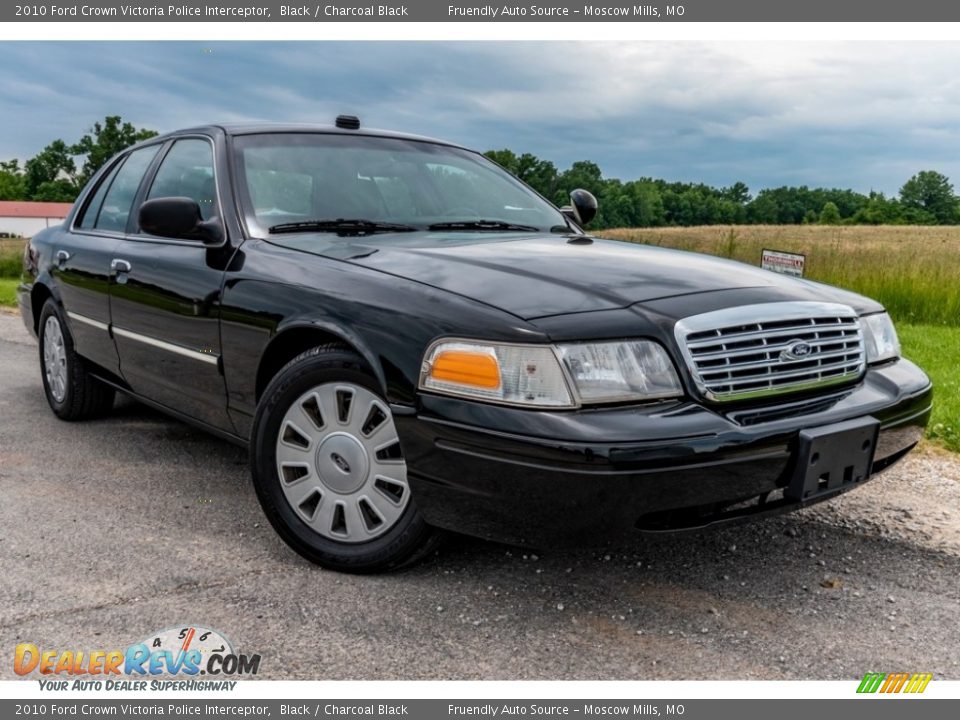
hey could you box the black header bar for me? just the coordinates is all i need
[4,1,959,22]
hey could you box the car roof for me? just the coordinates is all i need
[154,122,469,150]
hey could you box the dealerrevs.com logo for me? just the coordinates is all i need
[14,626,261,690]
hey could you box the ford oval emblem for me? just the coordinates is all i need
[782,340,814,361]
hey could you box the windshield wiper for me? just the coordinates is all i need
[268,219,418,235]
[427,220,541,233]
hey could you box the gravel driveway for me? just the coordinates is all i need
[1,310,957,680]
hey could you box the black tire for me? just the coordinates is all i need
[38,299,115,421]
[250,344,441,573]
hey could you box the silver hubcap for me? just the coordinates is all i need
[275,383,409,543]
[43,316,67,403]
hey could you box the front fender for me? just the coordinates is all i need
[265,316,389,397]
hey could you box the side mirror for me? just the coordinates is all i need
[561,189,598,226]
[139,197,223,244]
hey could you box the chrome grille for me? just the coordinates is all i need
[674,302,865,402]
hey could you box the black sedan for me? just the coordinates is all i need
[17,117,932,572]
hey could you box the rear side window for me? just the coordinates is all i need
[146,138,217,222]
[94,145,160,233]
[77,159,123,230]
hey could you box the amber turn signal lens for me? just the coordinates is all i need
[429,350,501,389]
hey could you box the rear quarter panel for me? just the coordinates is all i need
[16,227,61,335]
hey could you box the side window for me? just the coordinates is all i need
[146,139,217,222]
[94,145,160,233]
[77,158,123,229]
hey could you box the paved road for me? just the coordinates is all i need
[1,311,958,680]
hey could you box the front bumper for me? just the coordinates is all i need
[397,358,932,547]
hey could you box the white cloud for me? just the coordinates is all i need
[4,41,960,194]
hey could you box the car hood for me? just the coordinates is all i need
[283,232,867,320]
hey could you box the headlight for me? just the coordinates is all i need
[420,341,574,407]
[556,340,683,402]
[861,312,900,364]
[420,339,682,408]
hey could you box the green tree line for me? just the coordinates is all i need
[485,149,960,228]
[0,116,157,203]
[3,116,958,229]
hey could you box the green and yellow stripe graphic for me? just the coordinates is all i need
[857,672,933,694]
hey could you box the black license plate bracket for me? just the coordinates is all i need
[786,417,880,502]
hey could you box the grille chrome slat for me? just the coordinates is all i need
[701,358,862,385]
[691,334,859,362]
[685,322,860,350]
[698,348,862,375]
[675,302,866,403]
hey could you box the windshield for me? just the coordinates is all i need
[233,132,569,237]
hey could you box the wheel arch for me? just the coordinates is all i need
[30,280,59,334]
[254,321,387,403]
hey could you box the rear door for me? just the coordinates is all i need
[55,144,161,376]
[108,136,235,431]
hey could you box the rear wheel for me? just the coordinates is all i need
[250,345,440,572]
[38,299,115,420]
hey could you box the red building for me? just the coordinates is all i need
[0,201,75,238]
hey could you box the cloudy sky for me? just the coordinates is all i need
[1,41,959,195]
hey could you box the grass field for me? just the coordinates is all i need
[0,238,23,280]
[603,225,960,327]
[898,325,959,452]
[1,230,956,451]
[0,278,18,308]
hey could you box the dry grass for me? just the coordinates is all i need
[898,324,960,452]
[0,237,25,252]
[602,225,960,327]
[0,239,24,279]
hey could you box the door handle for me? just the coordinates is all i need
[55,250,71,266]
[110,258,132,274]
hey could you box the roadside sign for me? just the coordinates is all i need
[761,248,806,277]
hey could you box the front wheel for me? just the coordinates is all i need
[250,345,440,572]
